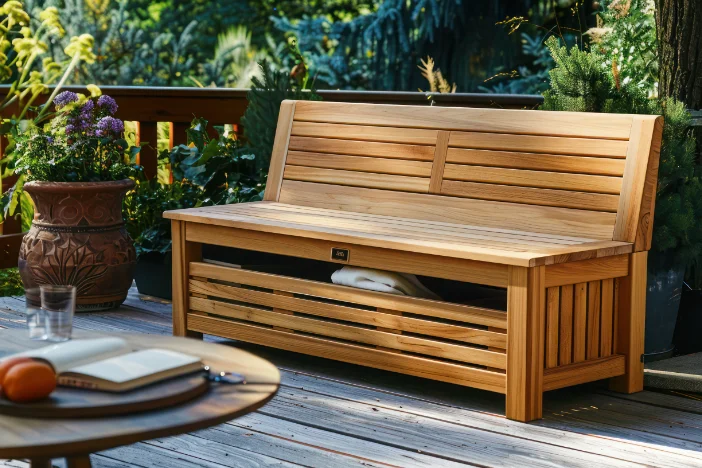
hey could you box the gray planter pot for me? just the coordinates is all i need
[645,264,685,361]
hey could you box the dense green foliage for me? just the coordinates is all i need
[541,36,700,267]
[1,1,97,223]
[0,268,23,296]
[167,118,263,205]
[10,0,596,91]
[242,60,322,170]
[123,179,207,257]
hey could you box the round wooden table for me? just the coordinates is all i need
[0,330,280,468]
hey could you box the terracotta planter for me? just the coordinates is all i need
[19,180,136,311]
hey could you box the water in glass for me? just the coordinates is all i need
[25,288,46,340]
[41,285,76,342]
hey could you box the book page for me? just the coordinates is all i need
[61,349,202,390]
[11,337,130,373]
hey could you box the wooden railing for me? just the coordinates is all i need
[0,86,543,268]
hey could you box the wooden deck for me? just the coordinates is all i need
[1,287,701,468]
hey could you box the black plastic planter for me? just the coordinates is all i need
[134,252,173,300]
[645,264,685,361]
[673,283,702,355]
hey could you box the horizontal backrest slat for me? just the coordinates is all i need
[440,180,620,212]
[286,152,433,177]
[442,165,622,194]
[445,149,626,177]
[288,136,435,161]
[283,166,430,193]
[292,101,634,139]
[449,131,629,157]
[291,121,439,145]
[267,101,663,245]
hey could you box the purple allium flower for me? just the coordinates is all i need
[54,91,79,109]
[97,95,118,115]
[96,116,124,136]
[80,99,94,117]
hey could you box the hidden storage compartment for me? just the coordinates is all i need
[192,246,508,373]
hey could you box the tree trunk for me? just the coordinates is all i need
[655,0,702,109]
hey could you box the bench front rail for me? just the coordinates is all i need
[166,101,663,422]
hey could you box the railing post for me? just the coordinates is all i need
[136,121,158,180]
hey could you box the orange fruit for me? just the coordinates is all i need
[2,361,56,403]
[0,357,33,385]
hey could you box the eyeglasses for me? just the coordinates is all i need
[202,366,249,385]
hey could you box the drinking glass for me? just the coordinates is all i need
[41,285,76,342]
[25,288,46,340]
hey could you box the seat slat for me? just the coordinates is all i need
[286,151,433,177]
[283,166,430,193]
[446,148,626,177]
[288,136,435,161]
[443,165,622,194]
[278,180,619,240]
[449,131,629,157]
[213,204,585,247]
[243,202,593,244]
[291,121,439,145]
[252,203,594,244]
[441,180,620,212]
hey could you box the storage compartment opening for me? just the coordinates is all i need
[202,245,507,311]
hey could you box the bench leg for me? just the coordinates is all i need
[172,220,203,339]
[506,265,545,422]
[610,251,647,393]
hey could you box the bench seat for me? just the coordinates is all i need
[165,100,664,422]
[168,201,633,267]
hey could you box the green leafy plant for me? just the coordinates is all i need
[541,37,701,268]
[123,179,208,257]
[242,57,321,171]
[0,268,24,296]
[168,117,263,205]
[1,1,97,224]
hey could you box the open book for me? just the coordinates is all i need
[9,338,203,392]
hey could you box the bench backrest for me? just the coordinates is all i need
[264,100,663,250]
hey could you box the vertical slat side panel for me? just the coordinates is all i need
[264,100,297,201]
[558,285,573,366]
[587,281,601,359]
[545,287,560,369]
[573,282,588,363]
[429,131,450,193]
[600,278,615,357]
[506,265,545,422]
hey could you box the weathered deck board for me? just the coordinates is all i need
[1,286,701,468]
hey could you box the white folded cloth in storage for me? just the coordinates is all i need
[331,266,440,300]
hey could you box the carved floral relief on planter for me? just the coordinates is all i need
[19,180,136,311]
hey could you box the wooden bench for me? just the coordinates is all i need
[164,101,663,422]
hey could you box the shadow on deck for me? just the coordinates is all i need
[1,288,701,468]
